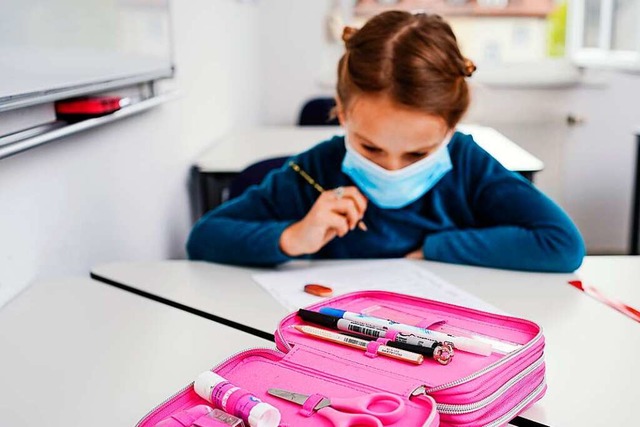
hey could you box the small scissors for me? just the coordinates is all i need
[267,388,405,427]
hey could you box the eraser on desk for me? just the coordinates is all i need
[304,283,333,297]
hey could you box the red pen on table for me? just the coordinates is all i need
[568,280,640,323]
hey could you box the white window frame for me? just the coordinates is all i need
[569,0,640,71]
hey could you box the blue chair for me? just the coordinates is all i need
[227,156,289,201]
[298,98,339,126]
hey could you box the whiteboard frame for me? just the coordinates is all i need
[0,68,174,113]
[0,91,177,160]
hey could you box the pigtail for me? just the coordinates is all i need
[342,26,358,44]
[463,58,477,78]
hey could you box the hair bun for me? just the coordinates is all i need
[342,26,358,43]
[463,58,477,77]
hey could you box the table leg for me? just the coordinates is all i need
[198,172,237,216]
[518,171,535,183]
[630,134,640,255]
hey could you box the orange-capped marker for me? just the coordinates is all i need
[304,284,333,297]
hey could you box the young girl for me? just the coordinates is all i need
[187,11,585,272]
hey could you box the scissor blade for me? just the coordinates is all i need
[267,388,310,406]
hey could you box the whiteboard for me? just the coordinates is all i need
[0,0,174,112]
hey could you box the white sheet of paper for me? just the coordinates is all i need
[252,259,504,314]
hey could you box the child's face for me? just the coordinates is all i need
[337,93,450,171]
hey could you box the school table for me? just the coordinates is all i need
[89,256,637,338]
[90,256,640,426]
[0,277,271,427]
[195,124,545,213]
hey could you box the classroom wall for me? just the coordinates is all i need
[465,73,640,254]
[256,1,640,254]
[257,0,342,124]
[0,0,261,306]
[562,71,640,254]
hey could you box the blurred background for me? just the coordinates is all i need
[1,0,639,305]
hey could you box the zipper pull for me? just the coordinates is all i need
[411,385,428,397]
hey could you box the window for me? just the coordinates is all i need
[570,0,640,71]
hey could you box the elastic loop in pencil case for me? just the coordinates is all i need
[365,341,383,358]
[300,393,326,417]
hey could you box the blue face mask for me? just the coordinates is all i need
[341,135,453,209]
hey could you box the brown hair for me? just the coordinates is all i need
[337,11,475,128]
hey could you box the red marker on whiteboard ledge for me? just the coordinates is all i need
[55,96,130,122]
[568,280,640,323]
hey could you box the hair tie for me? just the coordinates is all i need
[463,58,477,77]
[342,26,358,43]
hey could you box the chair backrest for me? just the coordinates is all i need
[227,156,289,201]
[298,97,339,126]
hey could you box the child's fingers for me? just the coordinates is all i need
[339,186,368,216]
[314,191,358,229]
[321,228,338,246]
[405,248,424,259]
[330,198,361,230]
[324,211,350,238]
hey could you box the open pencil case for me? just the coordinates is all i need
[137,290,545,427]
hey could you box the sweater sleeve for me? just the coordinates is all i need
[422,141,586,272]
[186,159,311,266]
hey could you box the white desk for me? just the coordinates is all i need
[0,278,271,427]
[195,124,544,212]
[92,262,289,341]
[91,257,639,426]
[91,257,638,336]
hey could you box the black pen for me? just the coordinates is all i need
[297,309,453,365]
[289,161,368,231]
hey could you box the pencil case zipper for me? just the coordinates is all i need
[415,354,545,415]
[483,378,546,427]
[424,331,543,394]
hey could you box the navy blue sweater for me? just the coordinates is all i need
[187,132,585,272]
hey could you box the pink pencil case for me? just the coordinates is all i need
[137,290,544,427]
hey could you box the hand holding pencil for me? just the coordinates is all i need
[279,162,368,256]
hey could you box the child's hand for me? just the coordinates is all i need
[279,186,367,256]
[405,249,424,259]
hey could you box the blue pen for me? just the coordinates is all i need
[319,307,492,356]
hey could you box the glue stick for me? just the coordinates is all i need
[194,371,280,427]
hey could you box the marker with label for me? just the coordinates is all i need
[341,317,445,351]
[319,307,492,356]
[297,309,453,364]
